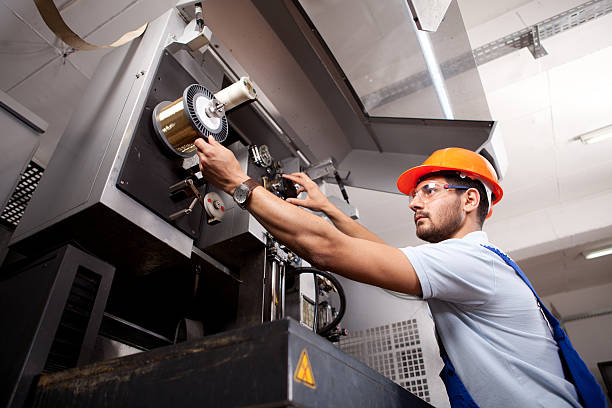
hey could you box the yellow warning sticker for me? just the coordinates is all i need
[293,348,316,389]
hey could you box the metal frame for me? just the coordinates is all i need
[0,245,114,408]
[473,0,612,65]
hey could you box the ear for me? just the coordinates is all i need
[463,188,480,215]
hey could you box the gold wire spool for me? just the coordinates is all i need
[152,84,228,157]
[154,98,198,154]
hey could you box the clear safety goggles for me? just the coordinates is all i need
[409,182,470,203]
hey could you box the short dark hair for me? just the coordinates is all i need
[419,171,489,226]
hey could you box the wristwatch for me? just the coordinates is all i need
[233,178,261,209]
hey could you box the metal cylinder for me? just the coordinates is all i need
[155,97,199,154]
[152,84,228,158]
[270,260,278,321]
[213,76,256,111]
[280,263,286,319]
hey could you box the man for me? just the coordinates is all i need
[194,137,601,407]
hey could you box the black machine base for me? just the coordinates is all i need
[29,318,432,407]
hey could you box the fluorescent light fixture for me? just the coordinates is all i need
[578,124,612,144]
[406,6,454,119]
[295,150,311,167]
[583,246,612,260]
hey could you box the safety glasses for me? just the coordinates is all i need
[409,182,470,203]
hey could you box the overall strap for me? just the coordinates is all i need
[438,339,480,408]
[480,245,562,336]
[481,244,607,408]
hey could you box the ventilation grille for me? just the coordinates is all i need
[1,161,44,229]
[338,319,430,402]
[43,267,101,373]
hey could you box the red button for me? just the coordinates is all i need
[221,206,225,212]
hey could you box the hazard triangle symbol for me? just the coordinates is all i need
[293,348,316,389]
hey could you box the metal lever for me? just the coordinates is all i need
[169,197,199,220]
[168,179,205,220]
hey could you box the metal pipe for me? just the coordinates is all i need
[270,260,278,321]
[279,262,286,319]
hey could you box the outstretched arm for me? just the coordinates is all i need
[283,172,386,245]
[194,137,422,295]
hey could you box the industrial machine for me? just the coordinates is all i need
[7,1,343,334]
[0,4,360,407]
[1,1,505,406]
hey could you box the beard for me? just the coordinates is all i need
[415,200,463,243]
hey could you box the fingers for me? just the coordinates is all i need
[286,198,307,207]
[195,136,221,152]
[194,137,207,151]
[282,173,301,183]
[208,135,220,146]
[283,173,314,188]
[284,172,311,181]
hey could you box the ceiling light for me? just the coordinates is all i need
[583,246,612,260]
[406,6,454,120]
[578,124,612,145]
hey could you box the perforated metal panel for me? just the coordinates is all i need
[338,319,431,403]
[0,161,43,229]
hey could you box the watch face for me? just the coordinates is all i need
[234,183,250,204]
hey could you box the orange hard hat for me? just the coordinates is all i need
[397,147,503,206]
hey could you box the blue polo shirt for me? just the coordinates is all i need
[400,231,581,408]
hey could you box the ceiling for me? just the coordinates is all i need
[1,0,611,301]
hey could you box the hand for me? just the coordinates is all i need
[194,136,249,194]
[283,172,332,213]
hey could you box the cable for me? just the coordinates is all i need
[286,267,346,337]
[333,171,350,204]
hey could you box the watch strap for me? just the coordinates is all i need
[236,178,261,209]
[243,178,261,193]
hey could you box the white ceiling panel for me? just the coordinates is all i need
[477,15,612,95]
[3,0,58,45]
[543,281,612,315]
[57,0,153,40]
[484,71,551,121]
[524,259,569,297]
[550,88,612,144]
[484,207,559,253]
[497,108,557,191]
[457,0,532,30]
[8,57,89,166]
[477,50,542,94]
[63,48,110,80]
[512,0,599,27]
[8,0,178,81]
[539,13,612,73]
[460,6,526,48]
[64,0,177,46]
[557,159,612,203]
[566,253,612,292]
[491,175,560,222]
[0,3,58,90]
[548,190,612,240]
[548,46,612,108]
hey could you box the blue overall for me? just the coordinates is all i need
[438,245,607,408]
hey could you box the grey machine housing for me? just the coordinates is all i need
[9,9,304,338]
